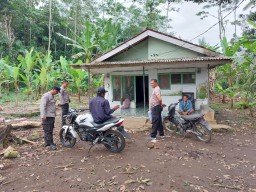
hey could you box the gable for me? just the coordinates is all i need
[107,37,204,62]
[94,28,222,63]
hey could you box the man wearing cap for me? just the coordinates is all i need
[89,87,120,124]
[59,80,70,126]
[40,86,60,150]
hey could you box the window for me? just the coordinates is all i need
[112,76,135,101]
[158,74,170,89]
[171,74,181,84]
[183,73,195,84]
[112,76,122,101]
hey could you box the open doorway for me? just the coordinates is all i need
[136,76,149,107]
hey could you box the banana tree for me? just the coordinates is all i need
[5,64,21,106]
[220,37,241,108]
[38,51,55,92]
[57,21,98,63]
[69,68,87,102]
[19,48,38,98]
[0,59,9,98]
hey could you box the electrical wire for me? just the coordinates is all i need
[153,0,246,57]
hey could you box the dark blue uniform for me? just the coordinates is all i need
[89,96,115,123]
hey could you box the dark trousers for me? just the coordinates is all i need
[61,103,69,126]
[151,105,164,138]
[42,117,55,145]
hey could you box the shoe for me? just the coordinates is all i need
[50,144,57,150]
[151,138,158,143]
[146,136,157,140]
[159,136,165,139]
[44,143,51,147]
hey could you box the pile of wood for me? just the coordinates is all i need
[0,121,39,148]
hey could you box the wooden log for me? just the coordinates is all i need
[11,121,41,129]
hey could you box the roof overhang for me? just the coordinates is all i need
[72,57,232,74]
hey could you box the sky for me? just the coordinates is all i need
[168,0,252,45]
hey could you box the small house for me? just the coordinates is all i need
[74,28,231,114]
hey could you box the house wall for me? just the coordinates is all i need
[104,67,209,111]
[107,37,204,62]
[108,40,148,61]
[148,37,203,59]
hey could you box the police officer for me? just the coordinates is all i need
[40,86,60,150]
[59,80,70,126]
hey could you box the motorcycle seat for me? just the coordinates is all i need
[181,113,203,121]
[91,117,121,128]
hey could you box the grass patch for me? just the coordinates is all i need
[0,92,28,104]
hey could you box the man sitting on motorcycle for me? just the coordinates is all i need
[89,87,120,123]
[178,95,194,115]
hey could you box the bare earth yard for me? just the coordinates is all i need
[1,102,256,192]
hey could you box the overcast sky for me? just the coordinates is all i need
[168,0,252,45]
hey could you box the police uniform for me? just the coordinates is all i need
[40,91,57,146]
[59,85,70,126]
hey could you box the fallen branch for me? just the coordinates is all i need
[1,177,21,185]
[119,171,136,175]
[212,183,243,190]
[54,163,74,169]
[184,180,218,192]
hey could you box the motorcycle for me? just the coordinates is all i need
[163,102,212,143]
[59,109,128,153]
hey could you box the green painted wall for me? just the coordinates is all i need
[107,37,204,61]
[148,37,203,59]
[108,39,148,61]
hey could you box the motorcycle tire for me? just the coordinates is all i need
[103,130,126,153]
[163,117,177,134]
[59,129,76,148]
[195,123,212,143]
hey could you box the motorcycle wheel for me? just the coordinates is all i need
[59,129,76,148]
[103,130,126,153]
[195,123,212,143]
[163,117,177,134]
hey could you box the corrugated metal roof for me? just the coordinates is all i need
[72,57,231,69]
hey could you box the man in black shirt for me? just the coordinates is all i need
[89,87,119,123]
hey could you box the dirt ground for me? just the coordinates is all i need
[1,103,256,192]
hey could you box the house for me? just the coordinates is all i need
[73,28,231,114]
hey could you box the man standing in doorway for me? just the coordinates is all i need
[40,86,60,150]
[149,79,165,140]
[59,80,70,126]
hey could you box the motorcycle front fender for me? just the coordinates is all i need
[117,126,130,139]
[62,125,79,138]
[199,119,212,131]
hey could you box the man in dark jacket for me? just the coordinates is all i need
[89,87,119,123]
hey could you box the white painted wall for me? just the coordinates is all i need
[104,67,209,110]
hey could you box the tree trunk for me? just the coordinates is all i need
[15,82,18,107]
[222,94,226,103]
[0,84,2,98]
[5,83,10,96]
[229,65,233,109]
[48,0,52,52]
[249,107,254,117]
[78,86,81,103]
[3,15,15,58]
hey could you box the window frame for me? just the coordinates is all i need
[182,73,196,84]
[170,73,182,85]
[158,73,171,90]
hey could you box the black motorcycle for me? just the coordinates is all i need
[163,102,212,143]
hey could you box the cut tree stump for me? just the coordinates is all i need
[0,124,12,148]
